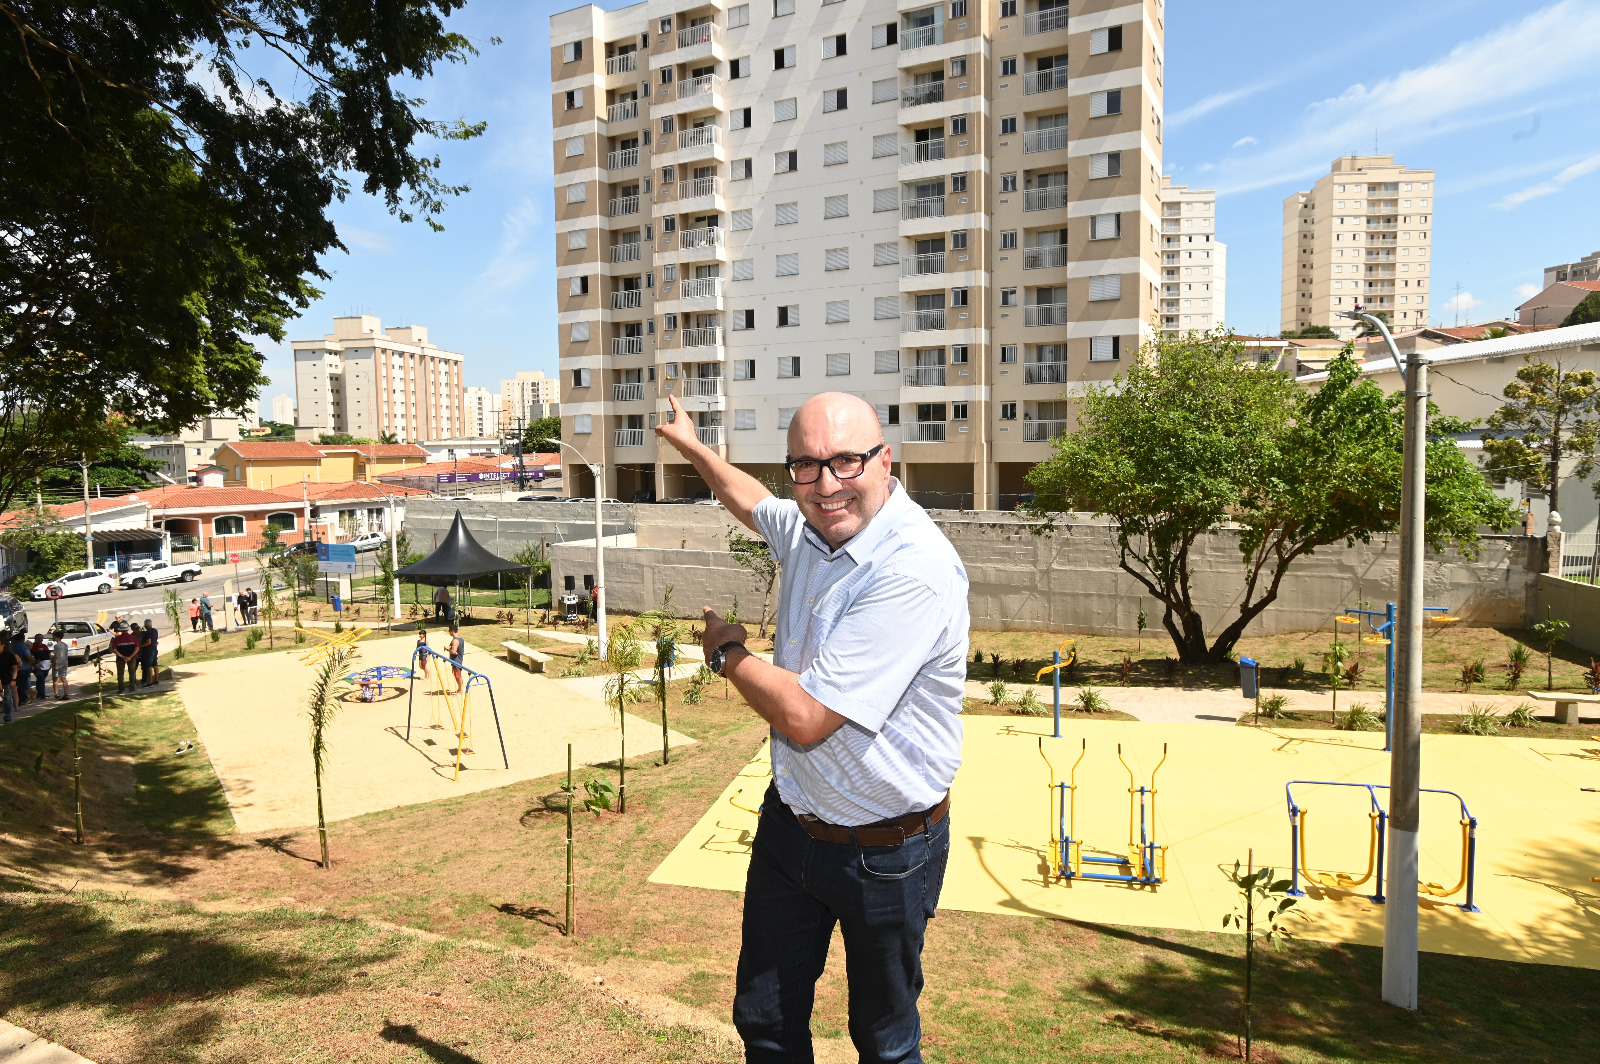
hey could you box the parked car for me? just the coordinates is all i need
[31,569,115,599]
[693,490,722,506]
[119,559,203,589]
[282,540,317,556]
[48,619,113,662]
[630,489,657,503]
[655,497,695,505]
[347,532,386,553]
[0,594,28,640]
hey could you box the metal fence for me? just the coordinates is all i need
[1559,532,1598,584]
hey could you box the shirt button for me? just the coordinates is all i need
[807,597,815,604]
[788,638,797,645]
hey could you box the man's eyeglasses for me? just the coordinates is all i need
[784,444,885,485]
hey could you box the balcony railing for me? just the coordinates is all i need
[613,428,646,447]
[902,81,945,107]
[904,367,946,387]
[901,195,946,221]
[696,424,726,446]
[910,422,947,442]
[901,309,946,331]
[606,52,637,75]
[611,289,643,309]
[682,376,724,398]
[678,175,719,199]
[611,336,644,355]
[678,73,721,101]
[676,23,717,49]
[607,147,638,169]
[1023,244,1068,270]
[610,242,642,263]
[679,225,726,250]
[1023,126,1070,153]
[900,24,944,50]
[678,125,721,151]
[609,195,640,217]
[1023,419,1068,442]
[901,252,946,276]
[1024,7,1070,35]
[682,326,722,348]
[1024,362,1068,384]
[612,382,646,402]
[1025,302,1070,327]
[1024,185,1069,211]
[901,139,946,164]
[1023,67,1068,94]
[606,100,638,123]
[679,276,722,300]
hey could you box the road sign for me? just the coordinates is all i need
[228,552,241,564]
[317,542,357,575]
[47,585,63,600]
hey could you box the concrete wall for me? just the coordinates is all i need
[1535,575,1600,656]
[405,498,633,560]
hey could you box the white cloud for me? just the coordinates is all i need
[1232,136,1258,148]
[1208,1,1600,195]
[1515,283,1542,301]
[1443,291,1484,316]
[341,226,395,253]
[1493,152,1600,209]
[1169,83,1274,129]
[470,197,542,308]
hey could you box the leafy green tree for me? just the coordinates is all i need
[1479,358,1599,517]
[601,623,648,813]
[316,433,375,446]
[260,421,297,441]
[522,416,562,453]
[1561,290,1600,327]
[1280,324,1338,340]
[1026,332,1518,664]
[305,641,359,868]
[0,1,486,514]
[1352,310,1392,337]
[639,587,683,765]
[0,511,86,585]
[40,440,162,494]
[727,530,780,639]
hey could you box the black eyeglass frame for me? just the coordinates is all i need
[783,443,886,484]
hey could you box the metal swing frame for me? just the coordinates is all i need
[404,644,510,774]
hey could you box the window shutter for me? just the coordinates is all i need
[872,77,897,104]
[823,141,849,166]
[775,252,799,276]
[566,229,588,249]
[823,35,839,59]
[729,4,750,28]
[1090,336,1120,361]
[731,208,754,230]
[774,0,795,15]
[874,296,900,319]
[872,133,898,158]
[774,97,797,121]
[776,202,799,225]
[873,241,899,266]
[823,194,849,218]
[874,350,901,373]
[824,247,849,270]
[1091,213,1121,240]
[874,404,891,425]
[823,88,847,112]
[825,301,850,324]
[567,183,587,203]
[873,188,899,212]
[568,275,585,296]
[732,257,755,280]
[733,359,756,380]
[735,409,758,430]
[572,87,584,108]
[574,414,592,434]
[1089,153,1109,179]
[1090,89,1122,116]
[565,136,585,157]
[1088,274,1122,301]
[570,321,590,342]
[731,108,749,130]
[778,407,797,429]
[826,352,851,374]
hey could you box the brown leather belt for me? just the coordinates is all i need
[793,793,950,847]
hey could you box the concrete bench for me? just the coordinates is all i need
[1526,690,1600,725]
[501,640,551,674]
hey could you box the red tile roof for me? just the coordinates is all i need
[315,444,430,458]
[137,485,300,509]
[1563,280,1600,292]
[219,441,325,459]
[377,456,511,478]
[0,495,149,530]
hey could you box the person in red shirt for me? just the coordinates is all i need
[111,626,140,693]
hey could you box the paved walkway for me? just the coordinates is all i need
[0,1019,93,1063]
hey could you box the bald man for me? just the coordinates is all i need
[655,392,969,1064]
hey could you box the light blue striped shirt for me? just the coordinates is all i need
[751,479,968,826]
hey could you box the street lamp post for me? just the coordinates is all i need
[387,493,401,624]
[1340,305,1427,1011]
[542,438,607,660]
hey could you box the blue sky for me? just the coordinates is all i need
[254,0,1600,407]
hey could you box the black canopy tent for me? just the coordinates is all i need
[397,511,529,618]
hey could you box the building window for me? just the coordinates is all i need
[952,402,968,420]
[1090,26,1123,54]
[731,106,752,130]
[1000,344,1017,363]
[564,136,584,157]
[777,306,800,328]
[1000,56,1017,76]
[823,88,848,112]
[1090,213,1122,240]
[1090,89,1122,117]
[660,116,674,134]
[775,45,796,68]
[1001,173,1017,192]
[266,512,298,531]
[875,350,901,373]
[729,4,750,27]
[1090,151,1122,178]
[1000,287,1018,306]
[1000,230,1017,249]
[730,57,750,79]
[776,252,799,276]
[562,41,582,63]
[824,141,848,166]
[663,313,678,330]
[950,171,968,193]
[949,114,967,135]
[733,359,756,380]
[825,301,850,324]
[950,287,969,307]
[1000,402,1017,420]
[775,150,798,173]
[733,157,753,180]
[732,308,755,330]
[951,345,969,363]
[1000,0,1016,16]
[951,229,968,250]
[213,515,245,536]
[872,23,898,48]
[735,409,758,430]
[950,56,967,76]
[826,352,851,374]
[1090,336,1121,361]
[951,0,967,16]
[776,201,799,224]
[774,97,797,122]
[774,0,794,15]
[777,355,801,377]
[574,414,593,434]
[564,88,583,110]
[571,368,591,387]
[1000,115,1017,135]
[824,195,849,219]
[823,34,847,58]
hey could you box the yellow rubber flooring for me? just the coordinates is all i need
[649,716,1600,969]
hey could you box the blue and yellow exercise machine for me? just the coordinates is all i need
[1284,780,1479,912]
[1336,603,1458,751]
[1033,639,1077,738]
[1039,738,1167,885]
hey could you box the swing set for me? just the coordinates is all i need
[1284,780,1480,912]
[404,644,509,780]
[1038,738,1168,886]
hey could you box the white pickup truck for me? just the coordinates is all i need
[120,559,204,589]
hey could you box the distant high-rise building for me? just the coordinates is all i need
[271,394,296,425]
[499,370,559,433]
[464,386,503,438]
[291,315,466,442]
[1158,177,1226,336]
[1544,250,1600,288]
[1283,156,1434,339]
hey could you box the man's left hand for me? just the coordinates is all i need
[701,608,748,658]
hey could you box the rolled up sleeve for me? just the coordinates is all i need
[797,573,944,735]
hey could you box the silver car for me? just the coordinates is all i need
[48,619,113,663]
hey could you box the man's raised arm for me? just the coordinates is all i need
[653,394,773,532]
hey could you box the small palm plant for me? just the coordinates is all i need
[163,588,185,661]
[639,586,683,764]
[305,641,359,868]
[1073,686,1110,714]
[1502,644,1530,690]
[601,623,647,813]
[1258,694,1292,720]
[1459,659,1485,693]
[1337,702,1381,732]
[258,566,280,649]
[1502,702,1538,728]
[988,680,1009,706]
[1014,688,1045,716]
[1457,703,1501,736]
[1222,856,1301,1062]
[1530,610,1569,689]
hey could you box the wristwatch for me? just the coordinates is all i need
[708,640,746,675]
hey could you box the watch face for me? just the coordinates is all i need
[709,646,725,675]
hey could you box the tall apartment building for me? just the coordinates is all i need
[550,0,1164,507]
[291,315,467,443]
[271,394,296,425]
[1545,249,1600,288]
[464,386,503,438]
[1157,175,1224,335]
[1281,155,1434,340]
[499,370,561,433]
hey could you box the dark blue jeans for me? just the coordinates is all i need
[734,782,950,1064]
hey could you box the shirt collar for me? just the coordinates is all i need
[800,477,909,563]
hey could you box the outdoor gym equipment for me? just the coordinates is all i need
[1038,738,1167,885]
[1284,780,1479,912]
[295,625,374,665]
[1338,604,1457,752]
[404,644,509,779]
[1033,639,1078,738]
[342,664,414,701]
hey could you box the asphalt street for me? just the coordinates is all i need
[15,561,264,643]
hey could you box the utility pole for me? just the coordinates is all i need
[80,455,93,569]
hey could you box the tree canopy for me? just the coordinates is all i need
[521,416,562,453]
[1025,331,1519,663]
[1479,358,1599,515]
[1561,290,1600,328]
[1281,324,1338,340]
[0,0,485,513]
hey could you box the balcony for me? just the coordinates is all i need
[606,52,637,75]
[1023,419,1068,442]
[1024,7,1070,35]
[678,73,721,101]
[607,147,638,170]
[679,276,722,300]
[901,195,946,221]
[1023,126,1069,154]
[910,422,947,442]
[902,81,945,107]
[901,309,946,332]
[1366,221,1398,230]
[901,252,946,277]
[678,175,720,200]
[611,336,644,356]
[1024,186,1069,211]
[1025,302,1070,327]
[677,124,721,157]
[676,23,717,50]
[608,195,640,217]
[612,382,646,402]
[611,289,643,310]
[1023,244,1068,270]
[610,242,642,263]
[613,428,646,448]
[696,424,726,446]
[904,367,947,387]
[900,24,944,50]
[606,100,638,124]
[1023,67,1068,94]
[682,376,724,398]
[1024,362,1068,385]
[901,139,946,165]
[682,326,722,348]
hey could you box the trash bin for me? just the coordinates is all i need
[332,593,342,613]
[1238,656,1260,700]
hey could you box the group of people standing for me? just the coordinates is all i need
[179,589,259,633]
[108,614,162,693]
[0,630,71,723]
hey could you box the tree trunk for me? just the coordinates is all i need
[759,576,775,640]
[316,770,329,868]
[617,691,627,813]
[1547,429,1562,517]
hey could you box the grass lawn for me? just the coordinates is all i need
[1238,707,1600,740]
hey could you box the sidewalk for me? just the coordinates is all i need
[0,1019,94,1063]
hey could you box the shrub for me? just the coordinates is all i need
[243,628,262,650]
[988,680,1009,706]
[1073,686,1109,714]
[1291,655,1306,674]
[1342,660,1364,686]
[1011,657,1029,680]
[1503,702,1538,728]
[989,652,1002,678]
[1457,703,1501,736]
[1119,656,1133,684]
[1338,702,1381,731]
[1258,694,1292,720]
[1459,659,1485,692]
[972,646,984,665]
[1502,644,1530,689]
[1014,688,1046,716]
[209,629,221,643]
[1164,657,1179,681]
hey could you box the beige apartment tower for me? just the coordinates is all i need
[1282,155,1434,340]
[500,370,561,433]
[1158,175,1224,335]
[550,0,1165,507]
[291,315,467,442]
